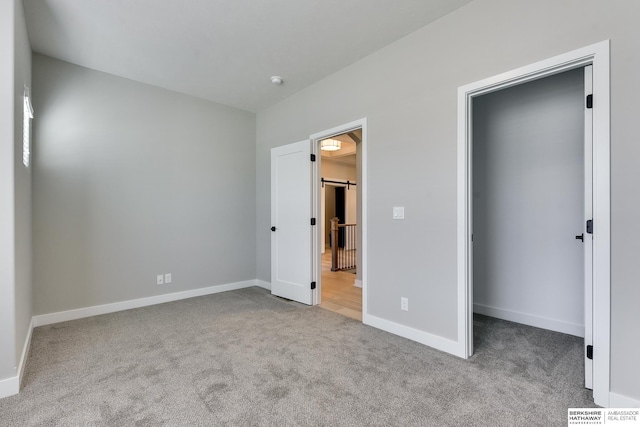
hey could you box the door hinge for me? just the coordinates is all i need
[586,345,593,360]
[311,281,316,290]
[586,94,593,109]
[310,154,316,162]
[311,218,316,226]
[586,219,593,234]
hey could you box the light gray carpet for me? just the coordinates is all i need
[0,287,595,426]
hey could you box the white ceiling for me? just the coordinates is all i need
[23,0,472,112]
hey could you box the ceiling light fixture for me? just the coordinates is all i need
[320,139,341,152]
[271,76,283,85]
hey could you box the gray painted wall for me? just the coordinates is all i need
[32,55,256,315]
[0,0,32,385]
[256,0,640,401]
[14,0,33,376]
[472,68,585,334]
[0,0,17,382]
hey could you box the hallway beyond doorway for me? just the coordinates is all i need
[319,248,362,321]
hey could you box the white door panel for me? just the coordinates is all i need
[271,140,313,304]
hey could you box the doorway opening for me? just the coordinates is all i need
[269,118,367,315]
[311,120,367,321]
[318,130,361,320]
[472,66,591,396]
[457,41,610,406]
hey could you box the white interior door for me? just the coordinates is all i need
[583,65,594,390]
[271,140,313,305]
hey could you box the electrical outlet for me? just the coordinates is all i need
[165,273,172,284]
[401,297,408,311]
[156,274,164,285]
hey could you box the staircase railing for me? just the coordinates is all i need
[330,217,357,272]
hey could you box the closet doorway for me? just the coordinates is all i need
[472,65,590,376]
[457,41,610,406]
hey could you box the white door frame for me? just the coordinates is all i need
[456,41,610,406]
[310,119,367,311]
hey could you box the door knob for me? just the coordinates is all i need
[575,234,584,242]
[271,226,276,232]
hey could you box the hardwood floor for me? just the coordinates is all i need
[319,247,362,321]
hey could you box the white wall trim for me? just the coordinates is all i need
[354,279,362,288]
[1,280,270,399]
[33,280,257,327]
[255,280,271,290]
[609,392,640,408]
[474,303,584,338]
[0,375,19,400]
[0,317,35,399]
[457,40,611,406]
[18,317,34,385]
[364,314,460,356]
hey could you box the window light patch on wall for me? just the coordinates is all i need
[23,86,34,167]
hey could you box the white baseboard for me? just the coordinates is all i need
[363,313,461,357]
[0,317,35,399]
[354,279,362,288]
[2,280,261,399]
[255,280,271,291]
[473,303,584,337]
[610,392,640,408]
[18,317,34,386]
[0,375,19,400]
[33,280,258,327]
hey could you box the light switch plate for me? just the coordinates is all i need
[393,206,405,220]
[165,273,172,284]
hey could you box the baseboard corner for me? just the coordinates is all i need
[18,317,35,387]
[255,280,271,290]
